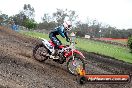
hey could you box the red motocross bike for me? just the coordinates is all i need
[33,37,85,75]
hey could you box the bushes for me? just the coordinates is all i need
[127,36,132,53]
[23,19,37,30]
[76,31,85,37]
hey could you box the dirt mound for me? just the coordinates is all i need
[0,26,131,88]
[0,26,41,45]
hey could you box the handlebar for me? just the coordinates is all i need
[69,41,77,44]
[68,37,77,44]
[63,41,76,51]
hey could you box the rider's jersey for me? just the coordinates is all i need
[49,25,68,39]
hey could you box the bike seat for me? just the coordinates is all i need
[59,45,65,49]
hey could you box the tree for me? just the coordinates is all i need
[89,20,102,37]
[23,19,37,30]
[53,9,68,25]
[38,9,78,30]
[127,36,132,53]
[67,10,78,23]
[75,21,88,37]
[9,4,37,30]
[38,13,56,30]
[23,4,35,19]
[75,19,102,37]
[53,9,78,25]
[14,4,35,25]
[42,13,52,23]
[37,21,56,30]
[10,12,26,25]
[0,12,9,25]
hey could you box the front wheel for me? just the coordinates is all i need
[67,56,85,75]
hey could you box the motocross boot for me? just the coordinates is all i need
[53,45,60,60]
[53,49,59,59]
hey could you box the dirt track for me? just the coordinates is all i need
[0,26,132,88]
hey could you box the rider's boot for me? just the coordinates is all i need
[53,49,59,59]
[50,49,59,60]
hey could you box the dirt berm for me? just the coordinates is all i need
[0,26,131,88]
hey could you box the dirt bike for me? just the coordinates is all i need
[33,37,85,75]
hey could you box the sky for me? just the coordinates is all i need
[0,0,132,29]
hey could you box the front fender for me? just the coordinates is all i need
[65,50,85,59]
[73,50,85,58]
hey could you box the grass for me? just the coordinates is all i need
[77,38,132,63]
[20,30,132,64]
[109,39,127,45]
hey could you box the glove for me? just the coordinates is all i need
[66,38,70,42]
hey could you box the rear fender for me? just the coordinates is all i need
[42,39,54,52]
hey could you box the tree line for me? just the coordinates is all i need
[0,4,132,38]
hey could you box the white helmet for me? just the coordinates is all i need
[63,21,72,31]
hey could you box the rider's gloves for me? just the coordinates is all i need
[66,38,70,42]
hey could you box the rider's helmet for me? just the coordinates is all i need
[63,21,72,31]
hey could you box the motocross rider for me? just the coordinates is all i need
[49,21,72,58]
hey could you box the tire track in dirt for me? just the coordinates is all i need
[0,26,131,88]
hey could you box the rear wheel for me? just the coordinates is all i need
[67,56,85,75]
[33,44,49,61]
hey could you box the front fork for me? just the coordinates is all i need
[71,43,75,60]
[72,49,75,60]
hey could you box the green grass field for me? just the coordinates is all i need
[109,39,127,45]
[20,31,132,64]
